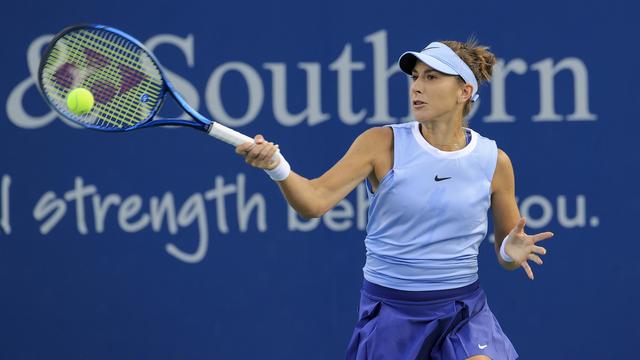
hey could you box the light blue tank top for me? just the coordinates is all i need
[363,121,498,291]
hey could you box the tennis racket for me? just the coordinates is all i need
[37,24,268,151]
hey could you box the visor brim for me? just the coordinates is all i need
[398,51,459,76]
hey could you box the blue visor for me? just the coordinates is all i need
[399,42,480,102]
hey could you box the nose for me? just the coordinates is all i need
[411,79,423,95]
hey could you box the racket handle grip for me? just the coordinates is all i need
[208,122,280,163]
[208,122,254,146]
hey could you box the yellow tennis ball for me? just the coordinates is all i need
[66,88,94,115]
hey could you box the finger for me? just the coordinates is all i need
[245,145,264,164]
[246,145,261,161]
[254,134,265,144]
[251,143,276,166]
[531,232,554,243]
[532,245,547,255]
[265,150,281,170]
[528,253,543,265]
[515,217,526,233]
[244,144,257,156]
[256,143,274,162]
[521,261,534,280]
[235,142,254,154]
[266,146,279,165]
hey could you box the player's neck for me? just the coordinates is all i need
[419,118,466,152]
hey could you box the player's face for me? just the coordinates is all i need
[410,61,465,122]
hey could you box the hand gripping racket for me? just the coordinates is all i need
[37,24,263,149]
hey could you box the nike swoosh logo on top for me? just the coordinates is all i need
[478,344,488,350]
[434,175,452,182]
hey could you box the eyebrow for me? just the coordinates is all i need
[411,69,440,75]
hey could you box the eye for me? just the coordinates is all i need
[410,74,418,81]
[426,74,437,80]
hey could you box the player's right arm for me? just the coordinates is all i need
[235,127,390,219]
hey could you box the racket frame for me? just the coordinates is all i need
[38,24,261,148]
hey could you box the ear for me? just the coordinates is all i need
[458,83,473,103]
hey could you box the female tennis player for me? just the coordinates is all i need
[235,39,553,360]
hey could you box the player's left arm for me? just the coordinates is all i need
[490,148,554,279]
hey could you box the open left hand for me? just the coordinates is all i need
[504,217,554,280]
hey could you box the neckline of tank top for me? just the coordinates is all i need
[412,122,478,159]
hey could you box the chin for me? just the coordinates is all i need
[413,108,452,123]
[412,111,434,122]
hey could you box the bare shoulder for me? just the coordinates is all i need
[348,126,393,161]
[356,126,393,148]
[492,148,515,193]
[356,127,393,189]
[496,148,513,170]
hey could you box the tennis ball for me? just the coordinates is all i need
[66,88,94,115]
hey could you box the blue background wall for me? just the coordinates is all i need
[1,0,636,358]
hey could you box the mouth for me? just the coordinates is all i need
[413,100,426,108]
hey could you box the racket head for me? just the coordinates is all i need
[38,24,169,131]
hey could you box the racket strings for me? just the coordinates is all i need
[45,43,133,128]
[40,27,164,130]
[42,33,152,129]
[63,32,152,127]
[71,29,163,125]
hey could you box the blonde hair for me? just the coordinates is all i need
[440,38,497,125]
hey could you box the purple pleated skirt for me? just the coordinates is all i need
[345,279,518,360]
